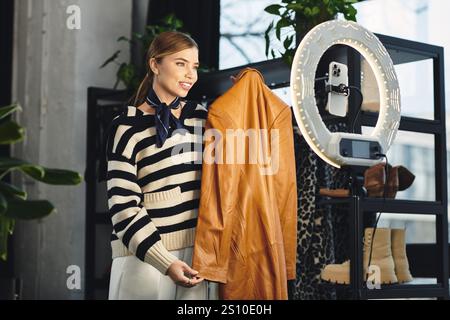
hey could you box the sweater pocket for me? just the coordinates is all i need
[143,186,183,217]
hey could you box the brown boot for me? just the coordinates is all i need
[321,228,398,284]
[397,166,415,192]
[364,163,398,198]
[364,164,415,198]
[391,228,413,283]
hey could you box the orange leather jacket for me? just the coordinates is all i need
[192,67,297,299]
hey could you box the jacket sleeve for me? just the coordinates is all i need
[191,110,240,283]
[272,107,298,280]
[106,123,179,275]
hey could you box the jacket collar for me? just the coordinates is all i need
[234,67,265,83]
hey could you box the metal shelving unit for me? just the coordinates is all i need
[84,32,448,300]
[319,34,449,299]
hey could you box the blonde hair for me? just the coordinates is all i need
[129,31,199,107]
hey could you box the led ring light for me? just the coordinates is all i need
[290,20,401,168]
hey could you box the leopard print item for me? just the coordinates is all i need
[290,122,351,300]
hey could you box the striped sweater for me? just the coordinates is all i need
[105,101,207,275]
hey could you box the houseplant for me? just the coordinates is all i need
[0,103,82,297]
[264,0,362,65]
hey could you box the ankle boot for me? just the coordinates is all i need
[391,228,413,283]
[321,228,398,284]
[319,165,415,199]
[397,166,415,192]
[364,164,415,198]
[364,163,398,198]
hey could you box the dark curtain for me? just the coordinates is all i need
[147,0,220,71]
[0,0,14,279]
[0,0,13,108]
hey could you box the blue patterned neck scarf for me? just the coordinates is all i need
[145,86,185,148]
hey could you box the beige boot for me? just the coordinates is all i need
[391,228,413,283]
[321,228,398,284]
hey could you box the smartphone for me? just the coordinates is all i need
[326,61,349,117]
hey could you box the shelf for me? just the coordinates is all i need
[325,276,450,299]
[328,33,448,300]
[361,112,444,134]
[319,198,445,215]
[363,284,448,300]
[376,33,441,65]
[327,280,449,300]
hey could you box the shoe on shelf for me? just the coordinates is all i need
[319,163,415,199]
[364,163,415,198]
[321,228,398,285]
[391,228,413,283]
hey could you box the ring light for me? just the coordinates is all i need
[290,20,401,168]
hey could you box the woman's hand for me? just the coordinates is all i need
[166,260,204,288]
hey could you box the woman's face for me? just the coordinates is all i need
[150,47,199,102]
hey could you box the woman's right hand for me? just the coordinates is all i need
[166,260,204,288]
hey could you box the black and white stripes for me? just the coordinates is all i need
[106,102,207,275]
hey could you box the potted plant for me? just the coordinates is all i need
[264,0,362,65]
[0,103,82,299]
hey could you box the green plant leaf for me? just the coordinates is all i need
[21,167,83,185]
[345,5,357,21]
[0,156,44,175]
[311,6,320,16]
[0,192,6,215]
[132,32,144,41]
[283,34,294,50]
[0,103,22,121]
[270,48,276,59]
[4,199,55,220]
[117,63,136,89]
[117,36,133,44]
[0,181,26,200]
[327,6,335,15]
[99,50,121,69]
[0,214,15,261]
[275,18,290,41]
[164,13,175,25]
[0,120,25,145]
[304,7,313,17]
[286,3,304,11]
[0,157,81,185]
[264,21,274,57]
[264,4,282,15]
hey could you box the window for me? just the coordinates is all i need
[219,0,289,69]
[355,0,450,244]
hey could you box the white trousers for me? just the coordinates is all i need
[108,246,218,300]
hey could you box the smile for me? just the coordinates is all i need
[179,81,192,90]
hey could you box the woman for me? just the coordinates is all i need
[105,31,217,299]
